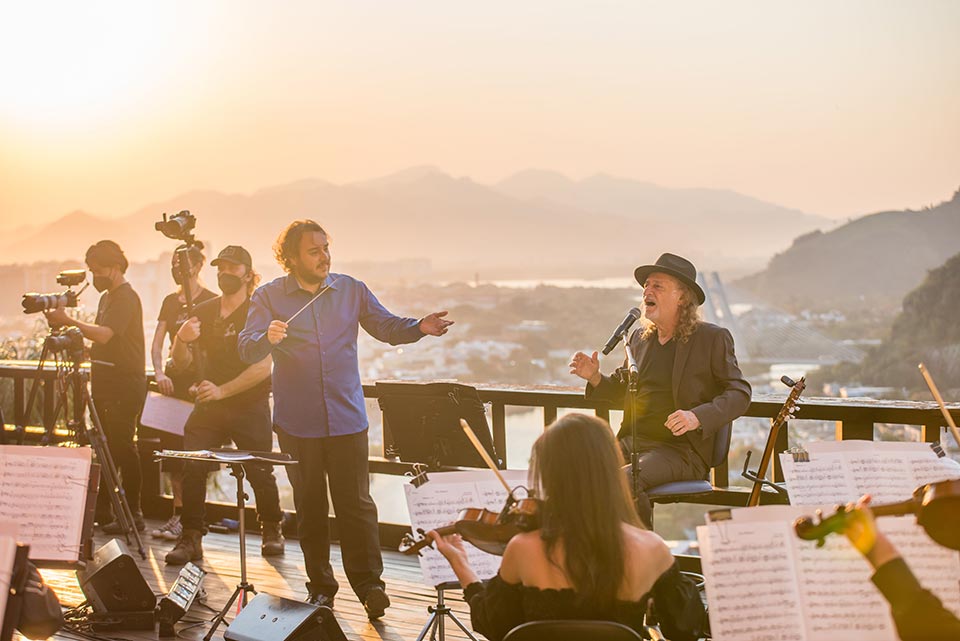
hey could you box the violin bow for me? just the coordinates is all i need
[919,363,960,449]
[459,418,512,494]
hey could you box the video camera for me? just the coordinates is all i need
[44,326,85,358]
[155,210,197,243]
[21,270,88,314]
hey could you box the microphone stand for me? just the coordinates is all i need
[622,336,642,499]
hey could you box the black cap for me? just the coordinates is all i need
[211,245,252,269]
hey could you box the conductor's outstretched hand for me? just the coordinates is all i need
[420,311,454,336]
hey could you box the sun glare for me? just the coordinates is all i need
[0,4,185,128]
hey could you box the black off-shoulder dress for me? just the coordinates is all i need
[462,561,707,641]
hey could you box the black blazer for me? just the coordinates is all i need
[587,321,751,467]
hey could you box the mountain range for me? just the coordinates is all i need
[736,188,960,311]
[0,167,827,280]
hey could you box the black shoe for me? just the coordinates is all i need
[363,586,390,620]
[101,512,145,534]
[306,593,335,609]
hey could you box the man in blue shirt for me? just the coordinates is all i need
[238,220,452,619]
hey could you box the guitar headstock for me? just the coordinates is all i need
[774,376,806,426]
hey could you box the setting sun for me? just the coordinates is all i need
[0,4,203,129]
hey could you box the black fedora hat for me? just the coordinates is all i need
[634,253,705,305]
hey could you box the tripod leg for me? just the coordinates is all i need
[414,611,439,641]
[22,343,51,440]
[446,611,480,641]
[204,585,243,641]
[82,383,146,558]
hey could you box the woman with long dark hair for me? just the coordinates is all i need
[429,413,706,641]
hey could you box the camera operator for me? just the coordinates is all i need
[164,245,284,565]
[149,244,216,542]
[44,240,146,532]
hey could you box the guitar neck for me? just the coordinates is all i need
[747,420,782,507]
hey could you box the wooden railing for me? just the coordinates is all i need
[3,360,959,561]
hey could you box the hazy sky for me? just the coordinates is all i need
[1,1,958,228]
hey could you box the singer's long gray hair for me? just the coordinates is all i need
[641,280,701,344]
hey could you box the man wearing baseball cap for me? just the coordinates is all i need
[164,245,286,564]
[569,253,751,527]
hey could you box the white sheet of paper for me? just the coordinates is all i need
[700,504,960,641]
[140,391,194,436]
[0,445,91,562]
[0,522,19,635]
[403,469,528,587]
[780,440,960,506]
[698,521,807,641]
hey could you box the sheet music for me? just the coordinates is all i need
[882,517,960,617]
[140,391,193,436]
[780,440,960,506]
[794,532,894,639]
[780,453,856,505]
[0,522,18,635]
[403,470,528,587]
[0,445,91,562]
[700,506,960,641]
[698,521,806,641]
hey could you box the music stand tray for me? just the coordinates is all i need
[376,382,500,469]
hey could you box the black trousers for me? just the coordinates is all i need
[93,390,145,518]
[181,397,282,532]
[276,427,382,600]
[620,436,708,528]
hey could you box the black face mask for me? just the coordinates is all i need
[218,273,243,296]
[93,275,113,293]
[171,268,182,285]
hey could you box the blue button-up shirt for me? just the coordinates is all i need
[238,273,424,438]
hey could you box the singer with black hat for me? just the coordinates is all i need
[569,253,751,527]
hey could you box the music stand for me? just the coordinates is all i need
[377,382,500,469]
[414,581,478,641]
[154,449,297,641]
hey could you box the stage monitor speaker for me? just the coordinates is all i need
[77,538,156,613]
[224,593,346,641]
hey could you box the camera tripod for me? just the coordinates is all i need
[21,331,146,559]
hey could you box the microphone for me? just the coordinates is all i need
[601,308,642,355]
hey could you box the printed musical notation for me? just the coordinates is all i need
[780,440,960,506]
[699,522,806,641]
[700,505,960,641]
[0,445,91,563]
[403,470,527,587]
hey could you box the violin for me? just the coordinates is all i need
[794,479,960,550]
[399,496,541,557]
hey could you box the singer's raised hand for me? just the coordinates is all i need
[569,351,602,387]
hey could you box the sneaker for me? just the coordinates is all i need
[151,515,182,541]
[102,511,145,534]
[260,522,285,557]
[362,586,390,620]
[165,529,204,565]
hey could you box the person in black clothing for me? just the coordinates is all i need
[149,244,216,541]
[842,495,960,641]
[569,253,751,526]
[152,245,217,398]
[428,414,706,641]
[163,245,285,565]
[45,240,147,532]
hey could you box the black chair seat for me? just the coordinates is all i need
[503,620,643,641]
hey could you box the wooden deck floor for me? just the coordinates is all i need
[27,520,477,641]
